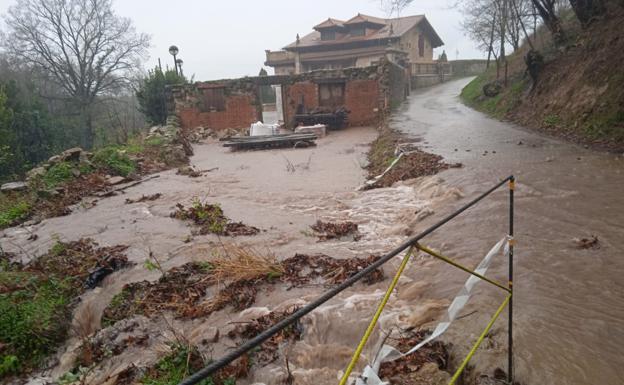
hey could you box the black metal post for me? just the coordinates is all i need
[173,53,179,76]
[508,176,514,384]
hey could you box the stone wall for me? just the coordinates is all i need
[170,60,409,130]
[170,79,261,131]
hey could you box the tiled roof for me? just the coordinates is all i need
[314,18,346,30]
[344,13,386,26]
[285,14,443,50]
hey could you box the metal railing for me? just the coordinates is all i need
[178,176,515,385]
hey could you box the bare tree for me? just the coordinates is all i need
[462,0,501,66]
[379,0,415,17]
[530,0,566,44]
[2,0,150,148]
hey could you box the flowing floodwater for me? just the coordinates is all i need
[2,78,623,385]
[387,78,624,385]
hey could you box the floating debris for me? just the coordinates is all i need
[125,193,162,204]
[378,330,450,384]
[573,235,600,249]
[171,199,260,236]
[310,220,361,241]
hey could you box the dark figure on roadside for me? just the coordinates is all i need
[525,49,544,90]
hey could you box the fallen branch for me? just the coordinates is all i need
[96,175,160,197]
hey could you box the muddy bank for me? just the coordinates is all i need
[365,127,456,188]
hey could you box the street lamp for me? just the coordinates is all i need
[169,45,179,75]
[176,58,184,77]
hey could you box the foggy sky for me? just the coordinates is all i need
[0,0,484,81]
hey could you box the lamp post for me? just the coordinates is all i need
[176,58,184,78]
[169,45,179,75]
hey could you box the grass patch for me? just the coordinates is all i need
[366,129,399,177]
[141,343,247,385]
[92,147,137,177]
[0,239,129,379]
[41,162,75,188]
[0,268,75,376]
[460,75,528,119]
[210,245,283,282]
[142,344,216,385]
[459,75,487,104]
[145,136,166,147]
[0,198,31,229]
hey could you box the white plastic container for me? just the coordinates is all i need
[250,121,280,136]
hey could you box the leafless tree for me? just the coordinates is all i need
[530,0,566,44]
[2,0,150,148]
[379,0,415,17]
[461,0,501,68]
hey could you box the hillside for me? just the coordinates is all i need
[461,5,624,152]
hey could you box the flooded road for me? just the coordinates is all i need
[3,78,623,385]
[391,77,624,385]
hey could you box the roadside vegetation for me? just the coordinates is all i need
[0,126,191,230]
[460,2,624,151]
[0,239,129,380]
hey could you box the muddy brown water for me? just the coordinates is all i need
[2,78,623,385]
[389,78,624,385]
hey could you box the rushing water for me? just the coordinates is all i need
[3,78,623,385]
[388,78,624,385]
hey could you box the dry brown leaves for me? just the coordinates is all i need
[310,220,361,241]
[379,330,450,383]
[224,222,262,236]
[103,253,384,325]
[372,151,450,189]
[28,238,129,291]
[281,254,384,286]
[36,173,109,218]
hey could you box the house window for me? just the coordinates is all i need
[350,27,365,37]
[418,34,425,57]
[201,87,226,112]
[321,31,336,41]
[318,82,345,108]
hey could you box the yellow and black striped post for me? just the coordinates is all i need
[508,176,515,384]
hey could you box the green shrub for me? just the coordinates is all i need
[0,355,19,377]
[42,162,75,188]
[0,200,31,229]
[93,147,137,177]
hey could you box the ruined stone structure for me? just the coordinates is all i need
[169,60,410,131]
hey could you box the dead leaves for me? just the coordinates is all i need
[102,253,384,325]
[310,220,361,241]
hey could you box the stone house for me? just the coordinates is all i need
[264,13,444,75]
